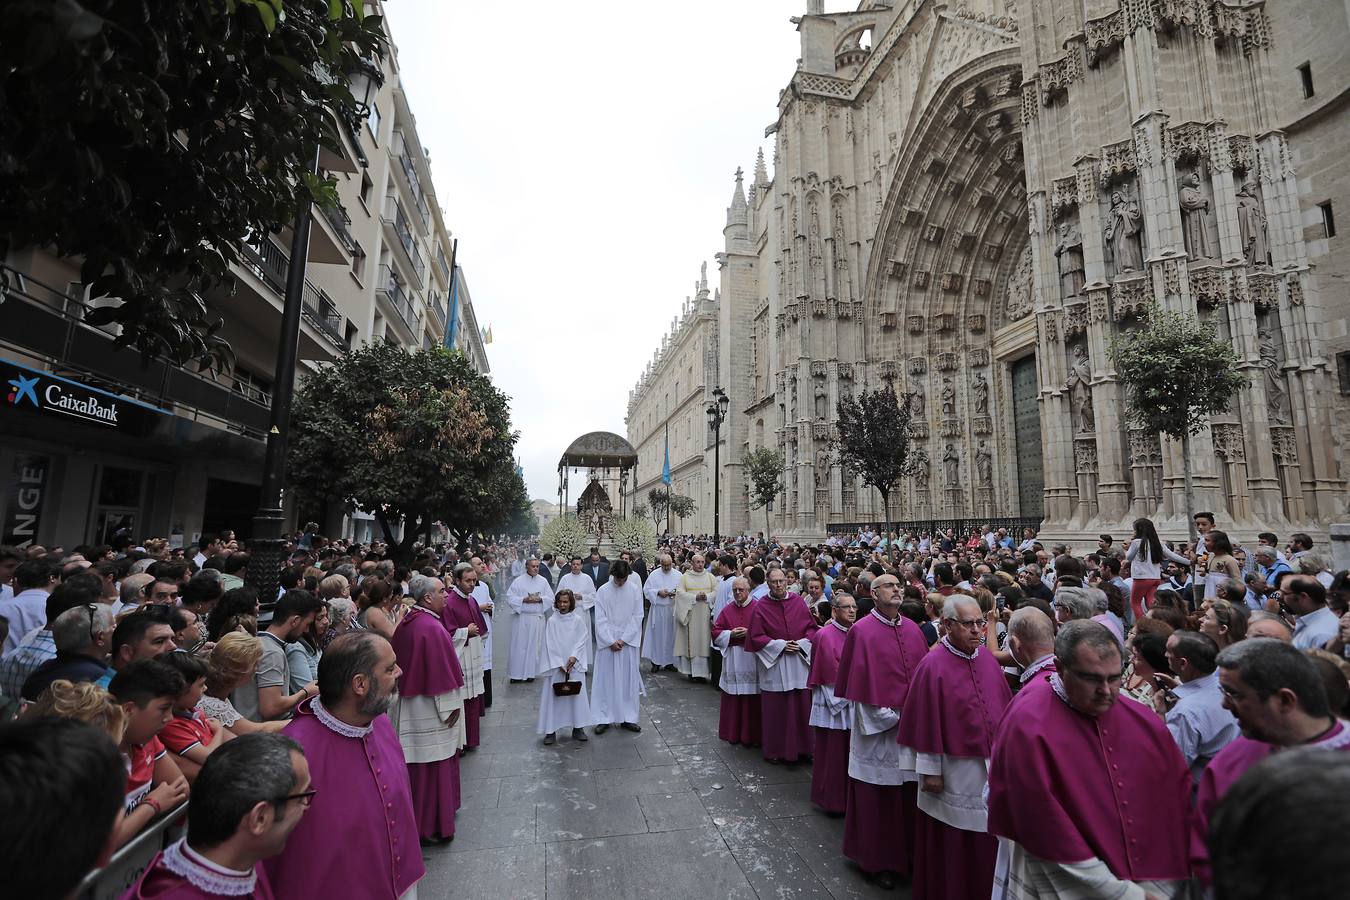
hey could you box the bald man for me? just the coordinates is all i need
[1246,611,1293,642]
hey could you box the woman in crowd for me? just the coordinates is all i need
[24,679,126,741]
[286,601,328,693]
[1204,531,1243,599]
[196,632,285,736]
[1123,621,1173,705]
[357,576,404,640]
[323,596,358,649]
[1200,598,1249,650]
[1124,517,1191,620]
[536,589,591,746]
[204,586,261,642]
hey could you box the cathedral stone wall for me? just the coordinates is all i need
[628,0,1347,542]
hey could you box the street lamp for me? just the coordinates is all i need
[706,387,730,546]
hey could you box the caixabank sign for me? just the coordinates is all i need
[3,357,166,434]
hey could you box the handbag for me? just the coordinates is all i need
[552,672,582,697]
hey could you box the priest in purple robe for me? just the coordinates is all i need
[264,632,424,899]
[444,563,489,750]
[897,596,1011,899]
[988,621,1192,898]
[389,575,465,845]
[834,573,928,889]
[806,591,855,814]
[746,567,818,764]
[712,577,760,746]
[1192,638,1350,884]
[124,733,309,900]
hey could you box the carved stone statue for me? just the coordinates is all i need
[975,440,993,485]
[1054,220,1086,299]
[910,388,925,420]
[1178,172,1212,260]
[1236,180,1270,268]
[942,443,961,486]
[814,381,828,419]
[913,449,930,490]
[971,371,990,416]
[1259,328,1289,424]
[940,378,956,419]
[1065,343,1095,434]
[1104,189,1144,275]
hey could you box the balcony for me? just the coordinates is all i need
[380,194,426,289]
[317,202,360,258]
[375,264,419,339]
[236,241,350,353]
[389,131,431,236]
[426,292,447,337]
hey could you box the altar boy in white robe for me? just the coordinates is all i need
[591,560,646,734]
[536,589,592,745]
[506,558,553,683]
[556,556,598,668]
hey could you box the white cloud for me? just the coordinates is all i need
[390,0,801,500]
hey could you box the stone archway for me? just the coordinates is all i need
[863,52,1038,521]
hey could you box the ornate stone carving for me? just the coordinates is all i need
[836,362,855,381]
[1083,9,1126,67]
[1258,327,1290,425]
[880,311,898,329]
[1099,141,1138,189]
[1162,259,1182,298]
[1020,78,1039,124]
[972,371,990,415]
[1064,302,1089,338]
[813,421,831,441]
[1169,122,1210,164]
[1005,246,1035,322]
[1248,273,1278,310]
[908,357,927,376]
[969,348,991,367]
[907,314,926,334]
[1190,267,1228,307]
[1042,311,1059,343]
[1286,274,1304,306]
[968,313,987,332]
[1178,172,1214,260]
[1104,188,1145,276]
[912,448,930,491]
[1128,429,1163,467]
[1054,219,1086,300]
[879,360,900,380]
[940,377,957,419]
[1228,135,1258,177]
[1211,423,1247,463]
[1236,180,1271,268]
[924,225,945,243]
[941,272,963,292]
[942,443,962,485]
[933,312,956,333]
[973,279,991,299]
[1051,177,1079,216]
[812,298,831,317]
[810,361,828,378]
[956,231,978,250]
[983,241,1004,262]
[1066,343,1095,434]
[937,352,958,371]
[1110,275,1152,321]
[1089,289,1110,323]
[913,270,930,289]
[972,415,992,435]
[1270,426,1297,465]
[975,440,993,485]
[1074,437,1099,474]
[836,300,862,318]
[1039,53,1081,106]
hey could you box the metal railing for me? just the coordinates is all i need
[825,516,1044,538]
[376,264,419,335]
[317,201,359,256]
[76,800,189,899]
[238,241,349,352]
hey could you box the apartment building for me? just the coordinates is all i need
[0,7,488,550]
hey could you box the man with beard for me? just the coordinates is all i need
[265,633,424,899]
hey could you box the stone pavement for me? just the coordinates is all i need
[418,610,905,899]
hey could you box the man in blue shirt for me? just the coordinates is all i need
[22,604,114,700]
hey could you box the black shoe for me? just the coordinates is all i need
[594,723,610,735]
[651,663,660,673]
[572,727,588,742]
[526,678,535,683]
[509,678,523,684]
[620,722,641,733]
[867,871,898,890]
[543,732,556,745]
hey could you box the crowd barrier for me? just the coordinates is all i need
[75,801,189,900]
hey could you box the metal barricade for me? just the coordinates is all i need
[75,801,189,900]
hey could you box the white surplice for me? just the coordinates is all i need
[712,618,759,697]
[592,576,647,725]
[556,572,598,666]
[850,703,913,786]
[471,583,493,671]
[505,573,553,680]
[641,567,680,667]
[536,608,592,734]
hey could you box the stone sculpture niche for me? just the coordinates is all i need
[1236,180,1271,268]
[1054,217,1086,300]
[975,440,993,485]
[971,371,990,416]
[1258,320,1290,425]
[941,378,956,419]
[1177,171,1213,260]
[1103,187,1144,277]
[1065,342,1095,434]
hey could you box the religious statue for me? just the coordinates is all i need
[913,449,930,491]
[814,381,828,420]
[1259,328,1289,424]
[1054,220,1086,299]
[975,440,993,486]
[1236,180,1271,268]
[1065,343,1095,434]
[942,443,961,486]
[940,378,956,419]
[1178,172,1213,260]
[909,388,925,420]
[814,448,830,488]
[971,371,990,416]
[809,204,824,266]
[1104,189,1144,275]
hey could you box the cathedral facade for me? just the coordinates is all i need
[628,0,1349,542]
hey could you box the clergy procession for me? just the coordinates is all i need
[4,526,1350,900]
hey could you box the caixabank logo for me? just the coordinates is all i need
[5,367,121,426]
[6,374,40,408]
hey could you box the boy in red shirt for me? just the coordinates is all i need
[108,658,190,849]
[160,651,232,782]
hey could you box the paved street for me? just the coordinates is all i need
[420,610,903,899]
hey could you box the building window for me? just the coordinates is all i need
[1319,201,1336,238]
[1297,63,1314,99]
[359,171,373,208]
[350,240,367,282]
[1337,351,1350,394]
[367,102,381,142]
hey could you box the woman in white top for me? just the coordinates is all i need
[1124,517,1191,620]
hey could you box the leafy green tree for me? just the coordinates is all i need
[668,494,697,532]
[743,447,785,538]
[630,501,649,523]
[440,458,532,547]
[833,380,917,536]
[288,343,517,563]
[647,488,670,531]
[0,0,386,365]
[1110,307,1246,570]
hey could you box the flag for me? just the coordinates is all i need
[484,325,493,344]
[662,427,672,486]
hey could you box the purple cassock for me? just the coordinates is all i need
[391,606,465,841]
[444,587,488,747]
[746,593,819,763]
[987,674,1193,885]
[896,640,1011,900]
[122,838,275,899]
[712,600,761,746]
[834,610,928,876]
[1191,719,1350,883]
[264,698,424,899]
[806,620,850,813]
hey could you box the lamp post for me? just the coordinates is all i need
[706,386,730,546]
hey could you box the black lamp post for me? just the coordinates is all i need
[706,387,730,546]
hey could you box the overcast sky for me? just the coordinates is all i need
[391,1,802,501]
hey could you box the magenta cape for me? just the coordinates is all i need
[897,641,1011,758]
[265,701,424,899]
[121,855,275,899]
[986,683,1193,880]
[745,593,818,650]
[807,620,849,689]
[390,607,464,697]
[833,611,928,708]
[713,599,756,644]
[445,587,489,635]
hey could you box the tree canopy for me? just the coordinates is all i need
[288,343,517,561]
[833,380,917,533]
[668,494,696,529]
[743,447,785,537]
[0,0,386,366]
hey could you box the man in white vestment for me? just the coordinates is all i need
[556,556,598,667]
[506,558,553,683]
[471,556,495,707]
[674,553,716,681]
[641,554,680,674]
[592,560,646,734]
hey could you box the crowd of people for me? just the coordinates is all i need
[2,515,1349,899]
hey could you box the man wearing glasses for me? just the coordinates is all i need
[125,733,313,898]
[988,621,1193,898]
[1281,575,1340,650]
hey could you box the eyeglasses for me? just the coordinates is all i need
[950,617,987,630]
[276,788,318,808]
[86,603,102,645]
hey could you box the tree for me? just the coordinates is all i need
[440,458,532,547]
[1111,306,1246,598]
[0,1,386,366]
[647,488,670,531]
[833,380,917,536]
[630,501,649,523]
[668,494,697,533]
[743,447,785,539]
[288,343,517,563]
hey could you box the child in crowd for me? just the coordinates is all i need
[159,651,233,783]
[107,658,190,849]
[536,589,591,745]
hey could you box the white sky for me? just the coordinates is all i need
[390,1,803,501]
